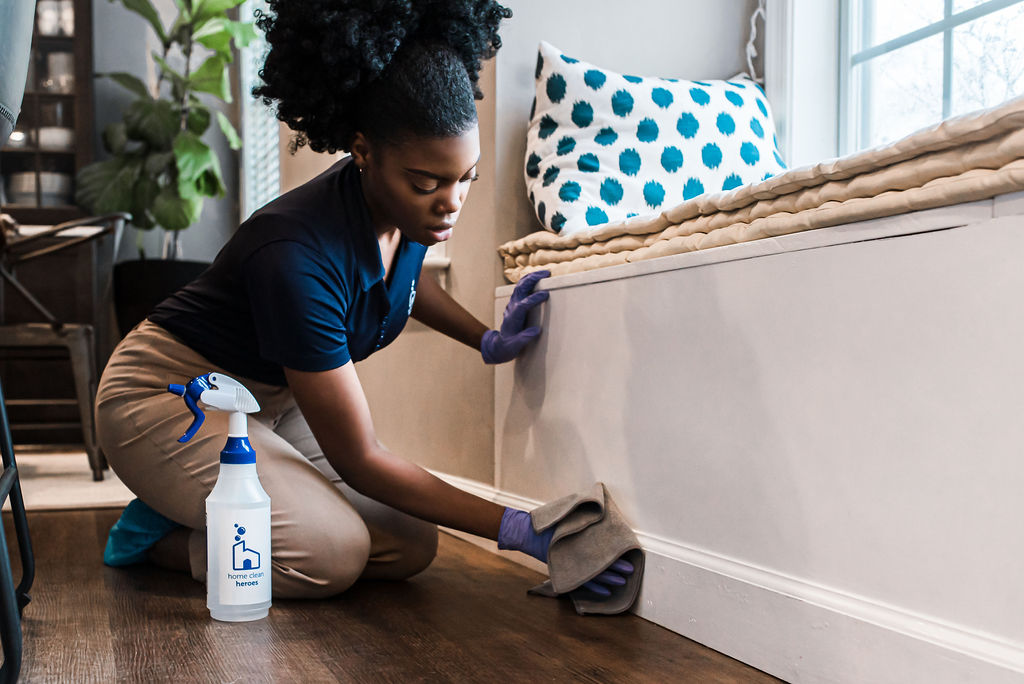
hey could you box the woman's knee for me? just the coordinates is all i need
[372,519,439,581]
[271,522,371,599]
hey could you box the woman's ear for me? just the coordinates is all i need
[350,132,371,171]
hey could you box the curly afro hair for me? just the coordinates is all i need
[254,0,512,154]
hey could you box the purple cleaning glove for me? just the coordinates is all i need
[481,270,551,364]
[497,507,635,598]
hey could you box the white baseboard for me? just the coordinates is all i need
[431,470,1024,684]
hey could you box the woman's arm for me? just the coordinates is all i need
[410,272,489,349]
[284,362,504,539]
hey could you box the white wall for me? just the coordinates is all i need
[493,198,1024,681]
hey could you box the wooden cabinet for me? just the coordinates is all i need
[0,0,93,225]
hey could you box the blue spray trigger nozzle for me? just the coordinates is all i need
[167,372,261,444]
[168,373,214,443]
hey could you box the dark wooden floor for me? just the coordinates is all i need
[3,509,779,683]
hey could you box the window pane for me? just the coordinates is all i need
[951,3,1024,115]
[863,0,943,49]
[855,33,944,148]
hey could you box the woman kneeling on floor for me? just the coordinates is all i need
[97,0,632,601]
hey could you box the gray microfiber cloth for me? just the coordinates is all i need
[527,482,645,615]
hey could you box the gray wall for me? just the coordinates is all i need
[351,0,761,485]
[92,0,239,262]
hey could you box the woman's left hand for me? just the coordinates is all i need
[481,270,550,364]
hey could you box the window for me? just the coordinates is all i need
[840,0,1024,153]
[238,0,280,221]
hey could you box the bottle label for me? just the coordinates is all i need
[215,508,271,605]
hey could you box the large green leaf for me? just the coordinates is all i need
[189,55,231,101]
[194,17,257,58]
[187,105,211,135]
[101,72,151,99]
[216,110,241,150]
[153,186,202,231]
[102,122,128,154]
[191,0,244,29]
[125,98,179,149]
[130,175,161,229]
[119,0,168,45]
[75,156,141,214]
[143,151,175,177]
[173,131,226,199]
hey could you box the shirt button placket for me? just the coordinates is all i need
[375,314,389,350]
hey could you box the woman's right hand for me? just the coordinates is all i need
[496,507,634,597]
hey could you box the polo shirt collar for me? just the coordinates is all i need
[345,160,387,292]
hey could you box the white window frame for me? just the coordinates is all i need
[764,0,842,169]
[838,0,1024,154]
[238,0,280,222]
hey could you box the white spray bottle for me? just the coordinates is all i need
[168,372,271,622]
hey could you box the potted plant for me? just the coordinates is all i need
[76,0,256,335]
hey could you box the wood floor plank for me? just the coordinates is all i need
[3,509,781,683]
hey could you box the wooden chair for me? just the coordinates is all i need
[0,213,130,481]
[0,378,34,684]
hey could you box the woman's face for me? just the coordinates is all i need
[352,126,481,246]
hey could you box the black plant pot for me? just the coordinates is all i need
[113,259,209,337]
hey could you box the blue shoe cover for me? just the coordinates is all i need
[103,499,182,567]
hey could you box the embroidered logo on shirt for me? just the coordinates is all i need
[408,281,417,315]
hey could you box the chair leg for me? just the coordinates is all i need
[64,327,104,481]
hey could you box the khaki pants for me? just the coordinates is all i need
[95,320,437,598]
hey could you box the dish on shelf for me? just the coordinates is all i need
[37,126,75,150]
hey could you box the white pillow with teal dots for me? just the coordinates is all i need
[523,41,787,236]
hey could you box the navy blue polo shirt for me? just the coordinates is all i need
[149,157,427,386]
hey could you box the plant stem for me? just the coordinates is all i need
[179,25,193,133]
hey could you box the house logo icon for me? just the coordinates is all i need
[231,523,261,571]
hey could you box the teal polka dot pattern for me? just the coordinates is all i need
[538,115,557,140]
[525,41,786,236]
[716,113,735,136]
[722,173,742,191]
[546,74,567,103]
[724,91,744,107]
[577,153,600,173]
[542,166,560,187]
[572,101,594,128]
[643,181,665,208]
[651,88,674,109]
[586,206,609,226]
[689,87,710,106]
[749,117,764,139]
[595,127,618,146]
[556,136,576,156]
[661,146,683,173]
[702,143,722,169]
[612,90,634,117]
[676,112,699,139]
[526,153,541,178]
[619,149,641,176]
[559,181,581,203]
[585,69,607,90]
[636,118,659,143]
[600,177,624,205]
